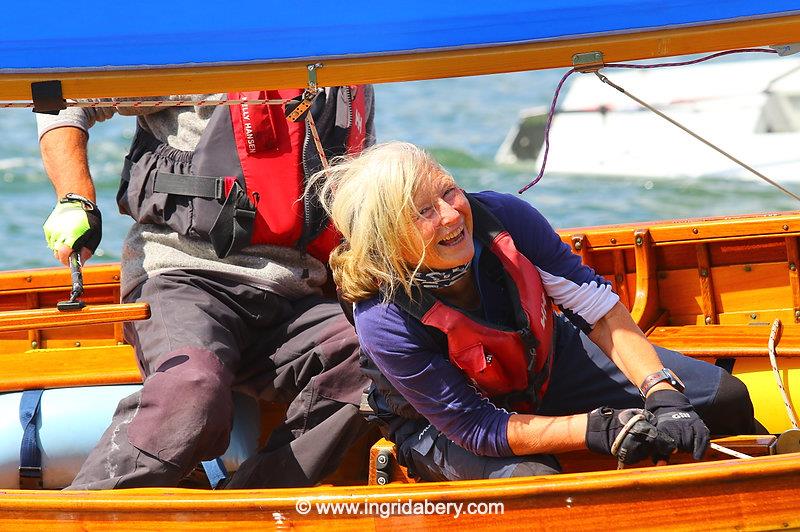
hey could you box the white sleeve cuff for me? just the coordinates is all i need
[537,267,620,326]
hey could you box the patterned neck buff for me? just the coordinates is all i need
[416,262,471,290]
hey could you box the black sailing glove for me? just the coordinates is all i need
[586,407,676,464]
[645,389,710,460]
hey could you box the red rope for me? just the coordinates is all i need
[518,67,576,193]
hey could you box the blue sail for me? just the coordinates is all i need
[2,1,799,71]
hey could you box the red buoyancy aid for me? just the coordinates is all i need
[227,87,368,261]
[394,196,555,411]
[118,86,371,262]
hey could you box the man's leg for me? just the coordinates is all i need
[226,297,370,488]
[68,271,259,489]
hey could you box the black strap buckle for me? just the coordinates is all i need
[31,80,67,115]
[19,466,43,489]
[214,179,226,201]
[517,326,540,350]
[208,182,256,258]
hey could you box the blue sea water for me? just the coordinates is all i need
[0,69,797,270]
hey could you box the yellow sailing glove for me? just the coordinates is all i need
[43,193,102,254]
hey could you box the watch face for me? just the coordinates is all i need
[663,369,685,391]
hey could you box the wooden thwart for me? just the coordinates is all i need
[0,345,142,391]
[648,324,800,357]
[0,303,150,333]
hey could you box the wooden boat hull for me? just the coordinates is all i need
[1,211,800,528]
[1,453,799,530]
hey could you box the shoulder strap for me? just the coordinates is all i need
[465,194,505,246]
[466,194,531,333]
[389,285,437,322]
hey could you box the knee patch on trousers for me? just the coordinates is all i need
[128,347,235,469]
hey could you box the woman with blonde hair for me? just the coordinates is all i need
[316,141,754,480]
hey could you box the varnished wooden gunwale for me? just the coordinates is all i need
[1,14,800,100]
[558,211,800,329]
[559,211,800,251]
[0,453,798,530]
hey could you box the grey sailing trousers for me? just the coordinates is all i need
[67,269,368,490]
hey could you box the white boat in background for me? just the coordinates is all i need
[495,55,800,180]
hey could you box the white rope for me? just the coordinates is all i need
[709,442,753,459]
[768,319,800,429]
[612,412,646,469]
[0,98,289,109]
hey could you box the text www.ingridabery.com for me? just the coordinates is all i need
[294,497,505,519]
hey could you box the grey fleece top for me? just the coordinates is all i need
[36,95,329,299]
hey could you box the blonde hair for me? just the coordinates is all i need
[311,141,450,302]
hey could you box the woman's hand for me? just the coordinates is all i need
[645,389,710,460]
[585,407,676,464]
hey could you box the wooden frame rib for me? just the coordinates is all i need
[2,14,800,100]
[786,236,800,323]
[630,229,661,329]
[571,233,591,269]
[696,243,718,325]
[24,291,41,349]
[612,249,631,309]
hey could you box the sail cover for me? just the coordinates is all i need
[3,1,800,72]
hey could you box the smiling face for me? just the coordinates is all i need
[402,170,474,271]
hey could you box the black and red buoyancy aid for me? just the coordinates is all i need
[393,196,555,412]
[117,86,372,261]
